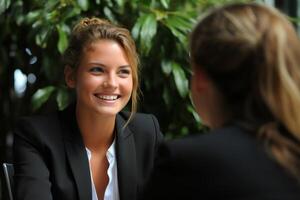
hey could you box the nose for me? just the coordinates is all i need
[103,74,117,89]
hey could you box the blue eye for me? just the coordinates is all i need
[89,67,104,73]
[118,68,131,78]
[119,69,130,74]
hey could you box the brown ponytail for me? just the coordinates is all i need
[257,7,300,178]
[190,3,300,180]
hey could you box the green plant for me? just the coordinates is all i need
[0,0,252,138]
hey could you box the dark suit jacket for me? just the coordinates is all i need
[13,105,163,200]
[142,125,300,200]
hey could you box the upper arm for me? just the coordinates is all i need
[13,118,53,200]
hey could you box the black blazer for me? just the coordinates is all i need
[142,125,300,200]
[13,105,163,200]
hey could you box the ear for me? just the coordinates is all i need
[193,68,210,92]
[64,65,76,88]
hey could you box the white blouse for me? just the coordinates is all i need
[86,139,120,200]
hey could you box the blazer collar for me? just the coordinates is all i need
[60,104,92,200]
[116,113,137,200]
[60,105,137,200]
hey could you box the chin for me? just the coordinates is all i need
[94,107,122,117]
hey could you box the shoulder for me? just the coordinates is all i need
[14,111,62,145]
[118,111,163,146]
[160,126,263,167]
[119,111,160,133]
[165,125,252,149]
[158,125,290,179]
[153,126,300,198]
[16,111,60,132]
[17,112,59,127]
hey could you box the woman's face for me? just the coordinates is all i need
[66,39,133,117]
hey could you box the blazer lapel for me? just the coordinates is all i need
[60,105,92,200]
[116,114,137,200]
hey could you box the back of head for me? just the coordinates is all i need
[190,3,300,180]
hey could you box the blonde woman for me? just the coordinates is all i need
[14,17,163,200]
[143,3,300,200]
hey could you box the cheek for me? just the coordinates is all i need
[121,78,133,95]
[76,75,101,92]
[191,76,198,102]
[191,76,203,116]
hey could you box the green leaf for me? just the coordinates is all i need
[95,0,101,4]
[115,0,125,7]
[57,24,69,54]
[31,86,56,111]
[46,10,59,21]
[168,15,193,32]
[12,1,24,25]
[163,86,171,109]
[153,9,168,20]
[77,0,89,11]
[32,20,42,29]
[164,24,186,44]
[25,10,42,24]
[187,103,201,123]
[35,28,49,48]
[105,0,113,7]
[140,13,157,54]
[56,87,70,110]
[0,0,11,14]
[160,0,170,9]
[161,60,172,76]
[164,15,193,44]
[132,15,146,40]
[103,7,116,22]
[61,7,82,20]
[172,62,188,98]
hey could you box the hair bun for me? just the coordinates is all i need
[73,17,111,33]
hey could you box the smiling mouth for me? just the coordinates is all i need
[95,94,120,101]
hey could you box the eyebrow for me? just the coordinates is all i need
[119,65,131,69]
[88,62,130,69]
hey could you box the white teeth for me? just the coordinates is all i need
[97,95,118,100]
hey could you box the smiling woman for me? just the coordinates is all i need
[65,40,133,119]
[13,17,163,200]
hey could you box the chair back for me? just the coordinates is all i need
[2,163,14,200]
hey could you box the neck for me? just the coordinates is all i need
[208,113,231,129]
[201,83,232,130]
[76,104,116,152]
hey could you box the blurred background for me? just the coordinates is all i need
[0,0,298,199]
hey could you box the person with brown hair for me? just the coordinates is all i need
[13,17,163,200]
[142,3,300,200]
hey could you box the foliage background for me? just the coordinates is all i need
[0,0,251,142]
[1,0,295,199]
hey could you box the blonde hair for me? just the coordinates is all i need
[191,3,300,180]
[63,17,139,123]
